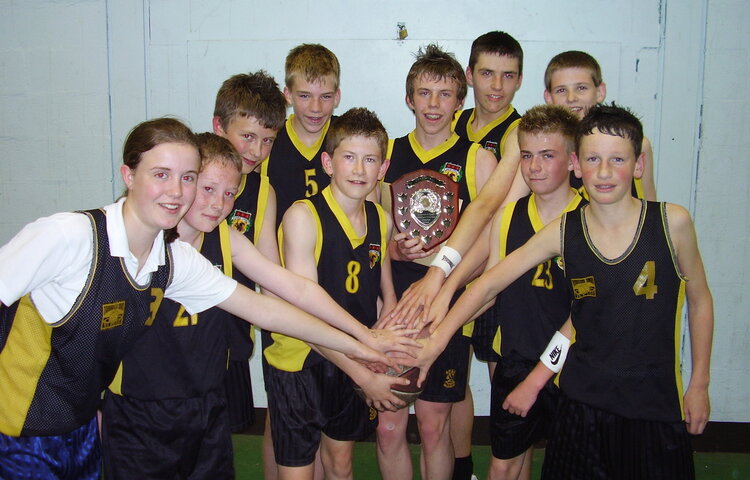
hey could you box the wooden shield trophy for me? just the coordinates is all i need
[390,168,460,247]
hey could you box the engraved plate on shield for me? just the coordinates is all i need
[390,168,460,247]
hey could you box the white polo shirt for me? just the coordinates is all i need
[0,198,237,324]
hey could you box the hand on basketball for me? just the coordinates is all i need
[683,384,710,435]
[502,379,540,418]
[359,371,409,412]
[347,344,399,371]
[366,325,423,359]
[388,267,446,330]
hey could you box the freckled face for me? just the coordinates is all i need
[182,161,242,233]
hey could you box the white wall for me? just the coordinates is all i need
[0,0,747,421]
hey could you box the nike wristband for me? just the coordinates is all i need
[430,245,462,277]
[540,330,570,373]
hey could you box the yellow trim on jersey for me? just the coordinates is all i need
[54,211,101,327]
[278,199,324,266]
[462,105,518,144]
[581,201,647,265]
[407,131,461,164]
[268,198,328,372]
[287,115,331,161]
[673,280,687,419]
[322,186,367,250]
[374,202,388,264]
[236,174,248,197]
[527,190,583,234]
[218,222,233,277]
[497,200,516,260]
[492,326,501,357]
[0,295,54,435]
[633,178,645,199]
[498,118,521,156]
[465,143,481,200]
[254,174,271,244]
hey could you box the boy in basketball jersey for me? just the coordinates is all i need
[262,43,341,226]
[416,104,583,480]
[419,104,713,480]
[544,50,657,201]
[212,71,286,435]
[376,44,497,480]
[450,31,525,478]
[267,108,411,480]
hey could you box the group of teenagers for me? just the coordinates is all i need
[0,30,714,480]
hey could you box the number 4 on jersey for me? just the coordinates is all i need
[633,260,658,299]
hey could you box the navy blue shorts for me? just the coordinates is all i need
[419,329,471,403]
[490,357,559,459]
[101,390,234,480]
[0,416,100,480]
[265,361,377,467]
[542,394,695,480]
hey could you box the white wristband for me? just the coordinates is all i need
[430,245,462,277]
[539,331,571,373]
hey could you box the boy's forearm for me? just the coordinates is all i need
[220,285,364,357]
[687,296,714,388]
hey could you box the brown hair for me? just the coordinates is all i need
[576,102,643,158]
[518,104,579,152]
[325,108,388,159]
[405,44,467,102]
[194,132,242,173]
[468,31,523,74]
[285,44,341,89]
[544,51,602,91]
[122,117,198,242]
[214,71,286,131]
[123,117,197,170]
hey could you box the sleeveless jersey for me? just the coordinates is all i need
[0,209,173,436]
[384,132,481,296]
[560,201,687,422]
[261,114,333,226]
[452,106,521,160]
[492,192,583,361]
[225,172,269,358]
[264,187,387,372]
[109,222,235,399]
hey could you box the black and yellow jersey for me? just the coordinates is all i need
[225,171,269,359]
[261,115,333,226]
[384,132,481,298]
[0,209,173,436]
[492,192,583,361]
[560,201,687,422]
[452,106,521,160]
[108,222,235,400]
[264,187,387,372]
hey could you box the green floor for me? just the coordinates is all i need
[233,435,750,479]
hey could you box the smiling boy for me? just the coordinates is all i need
[377,44,497,480]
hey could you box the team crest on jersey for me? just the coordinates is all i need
[483,140,499,155]
[101,301,125,330]
[369,243,381,268]
[228,209,254,234]
[440,162,463,183]
[443,368,457,388]
[369,407,378,421]
[553,256,564,270]
[571,276,597,299]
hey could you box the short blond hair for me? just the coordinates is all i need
[285,44,340,89]
[544,51,602,91]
